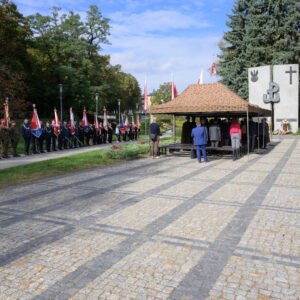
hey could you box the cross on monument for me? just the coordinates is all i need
[285,66,297,85]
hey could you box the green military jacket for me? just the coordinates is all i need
[9,126,20,142]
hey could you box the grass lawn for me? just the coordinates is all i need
[0,138,174,188]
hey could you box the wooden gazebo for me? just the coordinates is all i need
[150,83,271,157]
[150,83,271,117]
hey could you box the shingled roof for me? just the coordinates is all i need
[150,83,271,116]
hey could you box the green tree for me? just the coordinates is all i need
[0,0,31,114]
[218,0,300,99]
[27,6,111,118]
[151,82,172,105]
[117,72,141,112]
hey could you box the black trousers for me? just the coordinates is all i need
[45,136,51,151]
[31,136,37,153]
[58,135,64,150]
[24,136,31,154]
[38,137,44,153]
[51,135,56,150]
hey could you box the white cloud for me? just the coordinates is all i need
[104,8,220,92]
[109,9,210,35]
[14,0,222,92]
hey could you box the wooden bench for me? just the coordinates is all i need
[159,144,248,158]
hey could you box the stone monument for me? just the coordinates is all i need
[248,64,299,132]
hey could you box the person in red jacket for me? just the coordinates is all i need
[230,118,242,160]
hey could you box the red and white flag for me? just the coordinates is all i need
[69,107,75,135]
[82,107,89,127]
[124,115,129,128]
[94,114,99,132]
[103,107,108,128]
[211,62,216,77]
[53,108,60,136]
[3,99,9,128]
[171,74,178,100]
[143,79,147,113]
[31,104,42,138]
[198,68,204,84]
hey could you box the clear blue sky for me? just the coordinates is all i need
[14,0,236,92]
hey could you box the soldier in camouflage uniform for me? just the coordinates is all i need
[0,119,10,158]
[9,120,20,157]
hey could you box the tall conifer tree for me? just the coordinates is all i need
[219,0,300,99]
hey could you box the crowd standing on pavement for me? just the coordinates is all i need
[182,116,270,161]
[0,118,140,159]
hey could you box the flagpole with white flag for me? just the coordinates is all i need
[211,55,217,80]
[53,108,60,136]
[198,68,204,84]
[171,73,175,100]
[143,77,147,113]
[103,107,108,129]
[69,107,75,135]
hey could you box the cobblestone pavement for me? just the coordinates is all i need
[0,138,299,300]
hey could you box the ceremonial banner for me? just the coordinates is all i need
[3,99,9,128]
[171,74,178,99]
[124,115,129,128]
[103,107,108,128]
[211,62,216,76]
[53,108,60,136]
[94,114,99,133]
[82,108,89,133]
[69,107,75,135]
[198,69,204,85]
[31,105,42,138]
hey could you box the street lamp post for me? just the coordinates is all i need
[118,99,121,124]
[95,93,99,117]
[59,84,63,121]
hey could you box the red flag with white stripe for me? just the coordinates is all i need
[94,114,99,132]
[82,107,89,127]
[198,69,204,84]
[53,108,60,136]
[69,107,75,135]
[211,62,216,77]
[171,74,178,100]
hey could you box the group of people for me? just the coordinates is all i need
[0,119,20,158]
[0,118,141,158]
[185,116,270,162]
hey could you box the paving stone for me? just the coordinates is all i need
[0,138,299,300]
